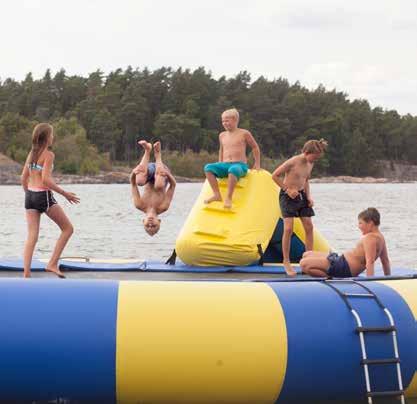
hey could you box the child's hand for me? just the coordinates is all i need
[286,188,299,199]
[64,191,80,204]
[307,198,314,207]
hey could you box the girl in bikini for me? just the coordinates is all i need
[20,123,80,278]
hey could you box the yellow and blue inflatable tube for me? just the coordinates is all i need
[0,278,416,402]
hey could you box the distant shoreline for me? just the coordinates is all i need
[0,171,415,186]
[1,153,416,185]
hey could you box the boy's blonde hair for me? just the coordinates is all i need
[222,108,240,122]
[302,138,328,154]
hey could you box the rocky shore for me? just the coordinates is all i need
[1,153,416,185]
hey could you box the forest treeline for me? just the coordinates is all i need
[0,67,416,176]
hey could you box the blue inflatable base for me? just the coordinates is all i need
[0,258,416,279]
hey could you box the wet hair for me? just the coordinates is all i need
[302,138,328,154]
[222,108,240,122]
[358,207,380,226]
[29,123,53,165]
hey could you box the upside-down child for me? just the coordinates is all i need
[130,140,176,236]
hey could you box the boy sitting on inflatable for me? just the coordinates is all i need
[130,140,176,236]
[300,208,391,278]
[204,108,261,209]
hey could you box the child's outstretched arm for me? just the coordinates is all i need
[130,172,144,210]
[42,152,80,204]
[245,131,260,169]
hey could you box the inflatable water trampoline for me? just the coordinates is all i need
[1,171,416,403]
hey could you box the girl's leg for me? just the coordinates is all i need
[282,217,296,276]
[300,216,314,252]
[45,204,74,278]
[133,141,152,186]
[23,210,41,278]
[153,141,167,190]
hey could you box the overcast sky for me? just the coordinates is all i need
[1,0,417,115]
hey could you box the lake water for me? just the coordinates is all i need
[1,183,416,269]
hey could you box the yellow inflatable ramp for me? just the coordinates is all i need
[176,170,280,266]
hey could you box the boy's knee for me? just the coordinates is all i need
[204,163,213,173]
[136,176,147,186]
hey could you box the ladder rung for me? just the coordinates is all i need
[356,326,396,333]
[343,293,374,298]
[362,358,400,365]
[367,390,404,398]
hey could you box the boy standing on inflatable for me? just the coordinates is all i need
[272,139,328,276]
[300,208,391,278]
[204,108,261,209]
[130,140,176,236]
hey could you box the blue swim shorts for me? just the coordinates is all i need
[204,161,248,180]
[327,253,352,278]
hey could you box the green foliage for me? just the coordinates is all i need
[1,67,416,177]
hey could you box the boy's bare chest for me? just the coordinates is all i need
[291,161,313,179]
[221,135,245,149]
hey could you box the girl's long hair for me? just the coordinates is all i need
[29,123,53,165]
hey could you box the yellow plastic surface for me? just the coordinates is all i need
[116,281,287,404]
[176,169,330,266]
[176,170,280,266]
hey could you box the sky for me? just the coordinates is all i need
[1,0,417,115]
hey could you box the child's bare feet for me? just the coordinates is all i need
[204,194,222,204]
[284,261,297,277]
[45,266,66,279]
[153,141,161,153]
[224,198,232,209]
[138,140,152,151]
